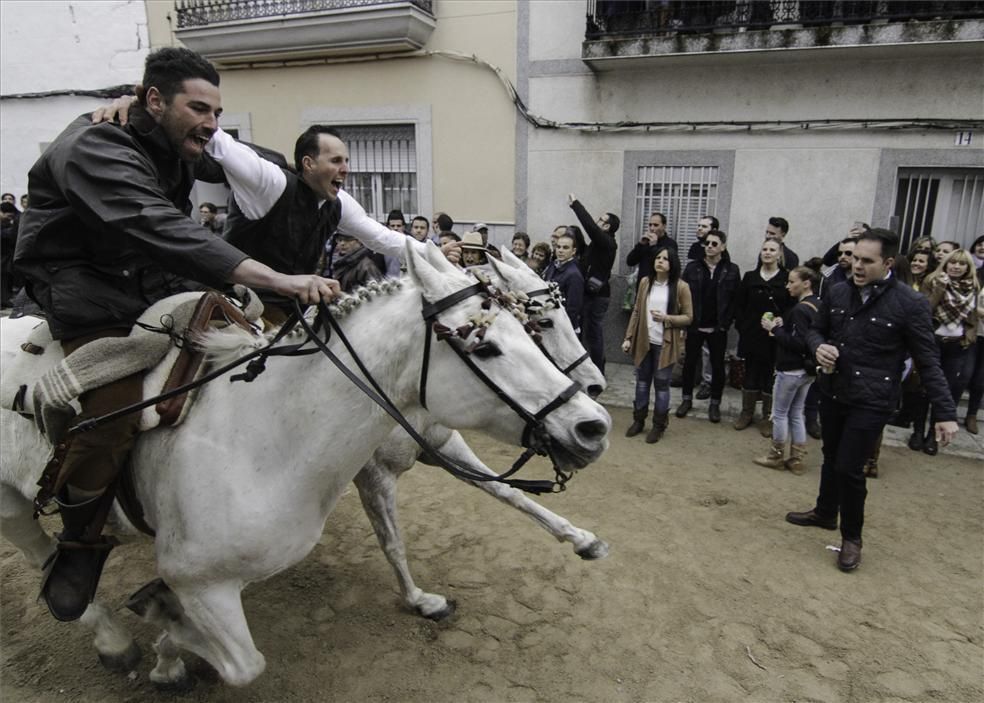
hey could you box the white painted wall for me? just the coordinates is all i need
[0,1,149,196]
[522,2,984,274]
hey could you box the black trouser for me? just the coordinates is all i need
[815,397,891,542]
[682,329,727,401]
[743,356,774,394]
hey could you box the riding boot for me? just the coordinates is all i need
[646,412,669,443]
[40,489,118,622]
[753,440,786,470]
[733,390,758,430]
[758,394,774,437]
[785,444,808,475]
[625,408,647,438]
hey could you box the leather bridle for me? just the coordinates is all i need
[518,284,591,377]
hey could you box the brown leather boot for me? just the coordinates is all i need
[625,408,647,438]
[785,443,808,475]
[967,415,979,435]
[758,394,773,437]
[753,440,785,469]
[733,390,758,430]
[646,412,669,443]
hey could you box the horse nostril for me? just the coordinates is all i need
[575,419,608,443]
[586,384,603,399]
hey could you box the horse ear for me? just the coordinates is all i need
[485,254,516,287]
[405,239,461,298]
[423,240,462,276]
[498,247,524,269]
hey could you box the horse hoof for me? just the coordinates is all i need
[420,599,456,621]
[151,673,196,694]
[98,642,142,672]
[575,539,610,560]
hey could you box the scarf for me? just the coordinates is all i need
[935,274,976,326]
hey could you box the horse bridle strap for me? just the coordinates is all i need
[298,301,562,495]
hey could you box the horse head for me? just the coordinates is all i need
[486,249,606,397]
[405,241,610,470]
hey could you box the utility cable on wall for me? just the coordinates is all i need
[3,49,981,134]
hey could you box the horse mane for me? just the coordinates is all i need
[195,278,408,364]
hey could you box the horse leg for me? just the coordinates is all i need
[354,462,456,620]
[0,483,54,567]
[441,431,610,560]
[127,577,264,688]
[79,602,142,672]
[149,632,193,691]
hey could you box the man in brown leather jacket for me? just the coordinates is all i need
[14,47,339,622]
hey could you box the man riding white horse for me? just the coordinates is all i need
[12,47,341,622]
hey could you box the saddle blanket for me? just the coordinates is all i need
[0,290,262,443]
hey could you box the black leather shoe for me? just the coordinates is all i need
[785,509,837,530]
[675,399,692,418]
[923,433,939,456]
[696,382,711,400]
[837,539,862,572]
[708,404,721,423]
[907,432,925,451]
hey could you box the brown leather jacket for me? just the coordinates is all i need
[624,277,693,368]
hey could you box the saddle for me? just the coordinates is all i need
[1,290,262,534]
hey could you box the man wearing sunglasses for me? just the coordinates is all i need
[677,230,741,422]
[819,238,856,299]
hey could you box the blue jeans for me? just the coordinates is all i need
[581,294,610,375]
[634,343,674,415]
[771,371,814,444]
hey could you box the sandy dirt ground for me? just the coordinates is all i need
[2,406,982,702]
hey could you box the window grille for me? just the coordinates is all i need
[893,168,984,252]
[635,165,719,254]
[335,124,417,222]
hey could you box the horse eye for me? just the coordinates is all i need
[537,318,554,329]
[472,342,502,359]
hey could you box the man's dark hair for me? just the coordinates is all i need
[199,202,218,214]
[439,231,461,242]
[768,216,789,234]
[140,47,219,105]
[701,214,719,229]
[1,193,14,201]
[707,229,727,245]
[436,213,454,232]
[293,125,341,172]
[649,212,667,226]
[387,209,406,225]
[603,213,620,234]
[839,236,856,246]
[859,228,900,259]
[512,231,530,247]
[412,215,429,228]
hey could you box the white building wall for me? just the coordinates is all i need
[522,2,984,274]
[0,0,149,196]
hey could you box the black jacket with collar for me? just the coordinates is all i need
[569,200,617,297]
[806,277,956,419]
[681,252,741,332]
[13,107,247,339]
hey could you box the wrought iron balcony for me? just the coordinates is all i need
[174,0,437,64]
[586,0,984,38]
[583,0,984,64]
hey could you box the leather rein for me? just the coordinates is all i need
[61,279,582,496]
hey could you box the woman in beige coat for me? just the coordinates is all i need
[622,246,693,442]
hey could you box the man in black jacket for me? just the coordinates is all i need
[626,212,677,280]
[568,193,618,378]
[14,48,340,622]
[787,228,959,572]
[676,230,741,422]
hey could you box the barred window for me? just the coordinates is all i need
[636,165,719,254]
[893,167,983,253]
[335,124,418,222]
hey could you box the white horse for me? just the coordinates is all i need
[0,242,610,687]
[353,246,610,620]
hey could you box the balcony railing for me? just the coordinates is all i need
[586,0,984,38]
[176,0,433,29]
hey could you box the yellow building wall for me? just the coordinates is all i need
[144,0,517,225]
